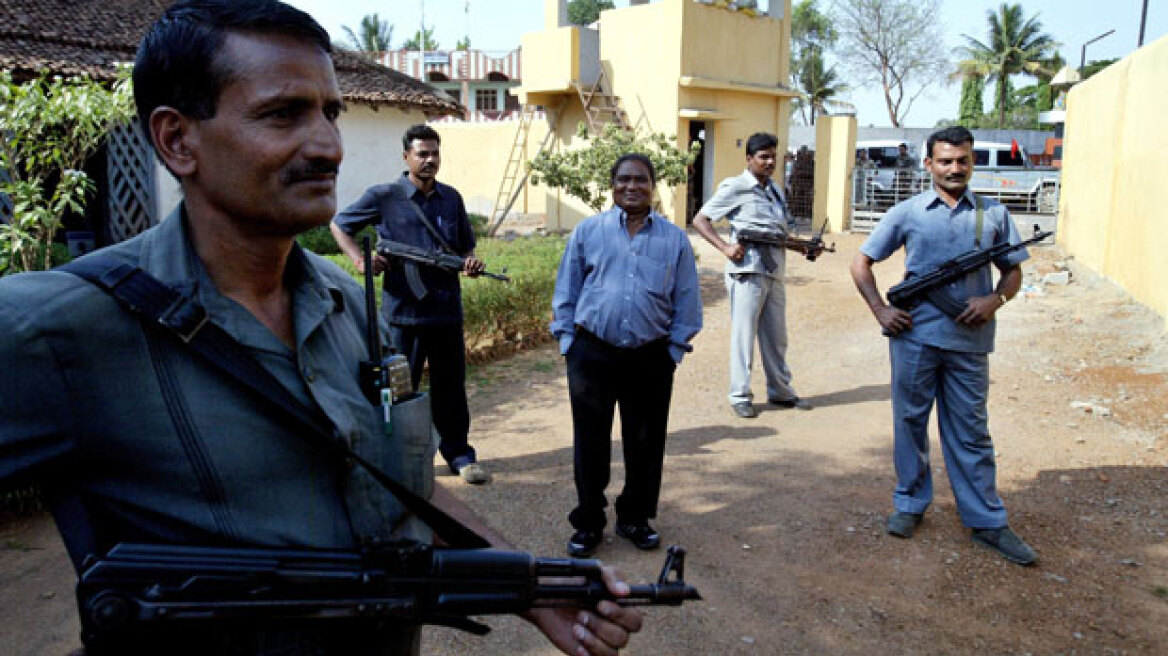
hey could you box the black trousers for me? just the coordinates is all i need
[388,322,474,468]
[566,330,675,532]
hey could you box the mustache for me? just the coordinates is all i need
[282,161,339,184]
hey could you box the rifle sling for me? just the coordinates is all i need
[62,256,491,550]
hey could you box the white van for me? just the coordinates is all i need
[918,140,1030,169]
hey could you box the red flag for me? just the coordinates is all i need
[1011,138,1020,158]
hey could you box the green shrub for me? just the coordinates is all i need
[296,225,341,255]
[326,234,566,362]
[468,212,489,240]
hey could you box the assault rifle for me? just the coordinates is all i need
[375,239,509,300]
[886,224,1052,317]
[736,217,836,265]
[77,542,700,651]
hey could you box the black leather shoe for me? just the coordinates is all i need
[885,511,923,538]
[732,402,757,418]
[769,396,812,410]
[567,530,602,557]
[615,522,660,550]
[971,527,1037,566]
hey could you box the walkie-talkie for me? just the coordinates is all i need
[357,236,412,413]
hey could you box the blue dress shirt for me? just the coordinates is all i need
[860,188,1029,353]
[551,207,703,363]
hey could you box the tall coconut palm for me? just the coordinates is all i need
[956,3,1057,128]
[341,13,393,58]
[796,48,846,125]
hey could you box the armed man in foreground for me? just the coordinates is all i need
[0,1,644,653]
[849,126,1038,566]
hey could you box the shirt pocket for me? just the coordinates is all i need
[636,254,672,297]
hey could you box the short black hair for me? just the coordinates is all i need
[926,126,975,159]
[610,153,656,186]
[403,124,441,151]
[133,0,330,136]
[745,132,778,157]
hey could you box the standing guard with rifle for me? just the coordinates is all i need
[849,126,1041,566]
[331,124,491,485]
[692,132,819,420]
[0,2,661,653]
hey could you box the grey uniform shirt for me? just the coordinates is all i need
[0,206,431,567]
[698,169,792,279]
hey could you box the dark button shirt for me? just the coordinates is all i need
[333,174,475,325]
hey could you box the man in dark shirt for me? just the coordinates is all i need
[331,125,488,484]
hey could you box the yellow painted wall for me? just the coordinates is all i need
[520,27,578,93]
[812,116,856,233]
[513,0,793,230]
[428,119,550,220]
[1058,34,1168,321]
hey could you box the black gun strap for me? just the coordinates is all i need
[397,185,459,255]
[62,257,490,549]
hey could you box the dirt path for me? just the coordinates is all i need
[3,231,1166,655]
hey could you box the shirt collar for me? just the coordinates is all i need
[616,206,656,228]
[923,186,977,210]
[399,171,442,199]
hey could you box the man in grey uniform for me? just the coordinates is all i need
[692,132,814,419]
[0,1,643,652]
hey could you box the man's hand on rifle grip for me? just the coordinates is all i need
[875,305,912,335]
[954,294,1001,326]
[356,254,389,275]
[463,255,485,277]
[526,564,643,656]
[722,243,745,262]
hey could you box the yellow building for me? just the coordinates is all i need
[466,0,796,230]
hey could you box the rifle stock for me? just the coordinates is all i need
[77,542,700,649]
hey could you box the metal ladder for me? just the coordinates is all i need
[486,102,561,237]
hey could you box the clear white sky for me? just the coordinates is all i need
[284,0,1167,128]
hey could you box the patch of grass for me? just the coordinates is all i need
[1155,586,1168,600]
[327,234,566,365]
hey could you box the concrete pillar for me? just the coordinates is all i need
[546,0,568,29]
[812,115,857,233]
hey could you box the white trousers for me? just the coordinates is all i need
[726,272,796,405]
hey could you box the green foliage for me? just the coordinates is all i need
[296,225,342,255]
[958,76,985,126]
[790,0,841,125]
[528,123,699,213]
[456,36,471,51]
[340,13,393,57]
[1082,58,1119,79]
[568,0,615,26]
[955,3,1057,128]
[467,212,488,239]
[327,235,567,362]
[0,69,134,274]
[403,27,439,51]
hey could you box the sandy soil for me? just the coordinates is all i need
[3,229,1166,655]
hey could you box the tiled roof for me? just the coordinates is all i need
[0,0,462,115]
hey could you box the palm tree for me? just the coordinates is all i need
[956,3,1057,128]
[796,48,845,125]
[340,13,393,58]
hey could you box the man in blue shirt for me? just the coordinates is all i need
[850,126,1037,566]
[552,154,703,557]
[692,132,814,419]
[331,125,488,485]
